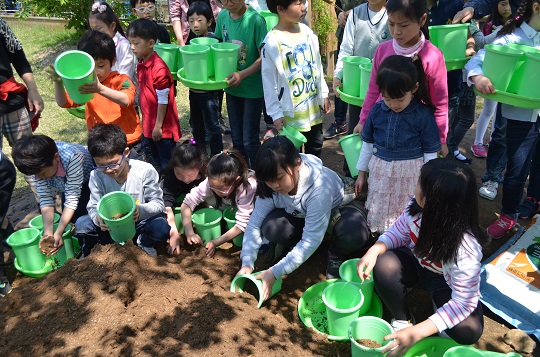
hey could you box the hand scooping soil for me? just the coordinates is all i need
[39,234,56,256]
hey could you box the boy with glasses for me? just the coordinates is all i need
[130,0,171,44]
[74,124,171,257]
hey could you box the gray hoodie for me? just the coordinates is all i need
[241,154,344,278]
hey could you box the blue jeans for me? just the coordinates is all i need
[526,139,540,200]
[189,90,223,156]
[501,120,539,217]
[74,213,171,256]
[226,94,263,168]
[142,136,176,171]
[447,85,476,152]
[334,41,348,126]
[482,103,507,183]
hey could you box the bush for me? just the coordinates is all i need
[311,0,334,50]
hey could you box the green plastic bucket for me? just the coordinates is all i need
[28,213,61,230]
[191,208,222,244]
[192,38,219,78]
[260,10,279,32]
[54,50,95,104]
[230,271,283,308]
[349,316,394,357]
[322,281,364,337]
[280,125,307,149]
[483,44,523,92]
[338,134,363,179]
[176,47,183,72]
[97,191,136,243]
[6,228,45,272]
[155,43,179,74]
[212,42,240,81]
[428,23,469,60]
[511,52,540,98]
[45,223,75,267]
[338,258,374,315]
[223,206,243,247]
[443,346,485,357]
[180,44,211,82]
[342,56,371,97]
[359,63,372,100]
[173,207,185,234]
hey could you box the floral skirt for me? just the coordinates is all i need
[366,156,424,233]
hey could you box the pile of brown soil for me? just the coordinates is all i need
[38,235,55,256]
[357,339,382,348]
[111,212,128,220]
[0,241,349,356]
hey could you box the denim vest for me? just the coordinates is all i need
[361,98,441,161]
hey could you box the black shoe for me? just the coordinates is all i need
[519,197,539,219]
[0,281,12,298]
[326,252,343,279]
[453,153,473,165]
[323,122,347,140]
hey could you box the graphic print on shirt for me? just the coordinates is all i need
[409,215,443,274]
[0,19,22,53]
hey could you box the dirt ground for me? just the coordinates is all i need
[1,93,539,356]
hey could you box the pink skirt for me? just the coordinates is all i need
[366,156,424,233]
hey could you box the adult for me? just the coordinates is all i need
[169,0,222,46]
[0,150,16,298]
[453,0,519,23]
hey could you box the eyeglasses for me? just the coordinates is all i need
[93,152,126,171]
[134,4,155,12]
[209,180,238,195]
[218,0,240,5]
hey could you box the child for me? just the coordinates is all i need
[354,0,449,157]
[187,1,224,156]
[261,0,330,157]
[466,0,540,239]
[237,136,371,298]
[331,0,389,173]
[131,0,171,44]
[469,0,513,159]
[355,55,441,233]
[214,0,267,167]
[170,0,221,46]
[356,159,488,355]
[127,18,181,170]
[89,1,136,80]
[181,149,256,257]
[12,135,94,254]
[74,124,171,257]
[0,150,16,298]
[46,30,144,158]
[162,139,207,254]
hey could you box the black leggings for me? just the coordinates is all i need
[260,205,371,260]
[373,248,484,345]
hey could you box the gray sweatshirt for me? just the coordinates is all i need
[87,159,164,225]
[240,154,344,278]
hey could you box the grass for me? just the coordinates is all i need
[3,18,191,191]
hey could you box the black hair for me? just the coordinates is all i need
[386,0,430,40]
[255,136,301,199]
[408,158,489,264]
[12,135,58,175]
[207,148,251,208]
[130,0,156,8]
[77,30,116,65]
[376,55,435,112]
[498,0,539,36]
[165,139,208,176]
[87,123,127,158]
[487,0,513,29]
[126,18,158,41]
[187,1,213,21]
[266,0,299,14]
[88,1,126,37]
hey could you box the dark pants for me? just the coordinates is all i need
[142,136,176,171]
[0,154,15,283]
[373,247,484,345]
[262,101,274,127]
[260,205,370,261]
[189,90,223,156]
[526,139,540,200]
[303,123,324,158]
[225,94,263,168]
[483,103,508,183]
[501,120,539,217]
[74,213,171,257]
[65,181,91,224]
[447,85,476,153]
[127,139,146,161]
[343,104,361,176]
[334,41,348,127]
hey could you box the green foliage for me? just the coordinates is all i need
[18,0,133,32]
[311,0,334,50]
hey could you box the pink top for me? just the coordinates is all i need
[169,0,222,43]
[359,40,449,144]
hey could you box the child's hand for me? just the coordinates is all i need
[205,240,217,257]
[186,233,203,245]
[354,171,366,197]
[97,215,110,231]
[333,77,342,98]
[236,266,254,276]
[357,242,387,282]
[353,122,363,135]
[465,47,476,57]
[382,324,429,357]
[50,231,65,255]
[253,269,276,301]
[152,126,163,141]
[78,74,101,94]
[226,71,244,87]
[45,64,61,83]
[322,98,331,114]
[274,117,286,131]
[133,205,140,221]
[167,231,182,255]
[472,75,495,94]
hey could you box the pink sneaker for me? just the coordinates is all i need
[471,143,487,158]
[487,215,515,239]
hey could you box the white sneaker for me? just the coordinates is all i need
[136,235,157,256]
[479,180,499,200]
[391,318,414,332]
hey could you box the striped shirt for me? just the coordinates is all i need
[378,201,483,332]
[34,142,93,211]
